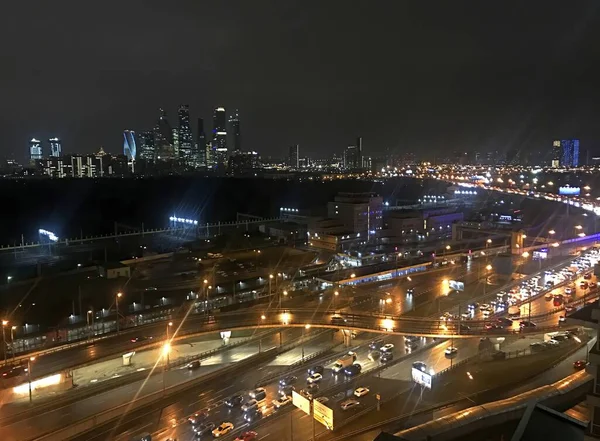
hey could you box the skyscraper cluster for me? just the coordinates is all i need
[551,139,579,168]
[29,137,62,164]
[128,105,243,170]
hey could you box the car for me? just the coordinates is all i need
[381,351,394,362]
[584,273,592,280]
[272,395,292,409]
[187,360,201,370]
[212,422,234,437]
[496,317,513,327]
[444,347,458,356]
[243,409,262,423]
[279,375,297,386]
[520,321,536,328]
[241,399,258,412]
[234,432,258,441]
[144,286,158,291]
[545,292,553,300]
[307,373,323,383]
[482,310,492,318]
[299,389,314,400]
[565,287,574,294]
[412,361,427,372]
[573,360,588,370]
[354,387,369,397]
[225,394,244,408]
[380,343,394,352]
[249,387,266,400]
[130,336,152,343]
[331,315,347,325]
[344,363,362,376]
[590,281,598,289]
[307,366,324,375]
[543,340,559,347]
[188,411,209,425]
[467,303,479,310]
[315,397,329,404]
[580,281,589,289]
[2,366,24,378]
[340,398,360,410]
[193,422,215,436]
[407,288,415,296]
[459,323,471,332]
[530,342,545,351]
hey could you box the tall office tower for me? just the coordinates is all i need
[212,107,228,167]
[123,130,137,161]
[551,140,561,168]
[29,138,43,164]
[48,137,62,157]
[178,104,193,162]
[138,131,155,160]
[344,145,358,169]
[557,139,580,168]
[228,109,241,151]
[171,127,180,157]
[196,118,207,167]
[288,144,299,168]
[356,137,363,168]
[153,108,175,160]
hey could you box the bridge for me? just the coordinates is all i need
[181,308,567,339]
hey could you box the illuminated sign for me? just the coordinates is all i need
[449,280,464,291]
[559,186,580,196]
[292,390,311,415]
[412,367,432,389]
[313,399,334,430]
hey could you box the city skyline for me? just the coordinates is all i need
[3,1,600,161]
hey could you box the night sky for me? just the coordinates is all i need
[3,1,600,160]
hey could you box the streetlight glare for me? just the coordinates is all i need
[1,320,8,326]
[162,343,171,356]
[549,229,556,235]
[117,292,123,298]
[260,314,266,320]
[485,264,492,271]
[522,251,530,258]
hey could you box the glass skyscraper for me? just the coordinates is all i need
[228,109,241,152]
[49,137,62,157]
[558,139,580,168]
[138,131,155,160]
[154,108,175,160]
[29,138,42,164]
[178,104,193,163]
[212,107,227,167]
[123,130,137,161]
[196,118,207,167]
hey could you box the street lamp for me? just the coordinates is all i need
[302,324,311,359]
[269,274,274,295]
[6,276,12,283]
[486,239,492,248]
[549,229,556,235]
[165,322,173,369]
[522,251,530,258]
[1,320,7,363]
[161,344,171,393]
[334,290,339,309]
[27,356,35,403]
[116,292,122,334]
[86,310,93,340]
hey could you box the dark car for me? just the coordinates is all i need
[459,323,471,332]
[573,360,588,370]
[225,394,244,408]
[412,361,427,372]
[307,366,324,375]
[496,317,513,328]
[584,273,592,280]
[344,363,362,376]
[187,360,201,370]
[130,336,152,343]
[279,384,295,395]
[193,422,215,436]
[279,375,297,386]
[2,366,24,378]
[243,408,262,423]
[407,288,415,296]
[381,351,393,363]
[188,411,209,425]
[519,321,536,328]
[331,315,347,325]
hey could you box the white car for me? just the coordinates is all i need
[272,395,292,409]
[212,422,234,437]
[340,398,360,410]
[307,373,322,383]
[241,399,258,412]
[445,346,458,356]
[380,343,394,352]
[354,387,370,397]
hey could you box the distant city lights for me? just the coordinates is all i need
[169,216,198,226]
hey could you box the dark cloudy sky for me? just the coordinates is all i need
[3,1,600,161]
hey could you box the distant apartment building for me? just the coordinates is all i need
[552,139,580,168]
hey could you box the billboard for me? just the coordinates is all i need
[292,390,311,415]
[412,367,432,389]
[449,280,464,292]
[313,399,334,430]
[559,186,580,196]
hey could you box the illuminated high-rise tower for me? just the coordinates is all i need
[49,138,62,157]
[229,109,241,152]
[138,131,155,161]
[197,118,207,167]
[153,108,175,160]
[123,130,137,161]
[178,104,193,163]
[29,138,42,164]
[212,107,228,167]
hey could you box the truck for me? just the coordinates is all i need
[332,352,357,373]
